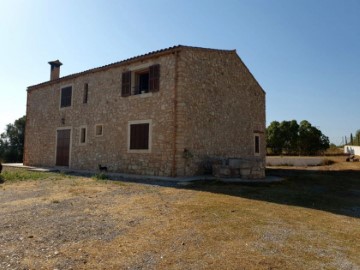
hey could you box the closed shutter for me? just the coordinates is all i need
[149,64,160,92]
[61,87,72,107]
[122,71,131,97]
[130,123,149,150]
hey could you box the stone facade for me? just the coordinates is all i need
[24,45,266,178]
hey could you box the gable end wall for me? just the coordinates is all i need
[175,48,266,177]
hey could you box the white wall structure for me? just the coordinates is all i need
[344,145,360,156]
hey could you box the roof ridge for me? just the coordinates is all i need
[27,45,234,90]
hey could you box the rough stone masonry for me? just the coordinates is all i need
[24,45,266,178]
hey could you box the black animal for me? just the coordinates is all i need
[0,162,2,174]
[98,164,108,172]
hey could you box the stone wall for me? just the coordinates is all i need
[174,48,266,177]
[24,46,266,178]
[25,54,177,176]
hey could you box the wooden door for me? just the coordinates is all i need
[56,129,71,166]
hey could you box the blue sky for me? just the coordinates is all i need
[1,0,359,144]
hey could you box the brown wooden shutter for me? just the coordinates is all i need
[56,129,71,166]
[61,86,72,107]
[130,123,149,149]
[122,71,131,97]
[149,64,160,92]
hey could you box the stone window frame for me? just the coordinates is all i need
[79,125,88,145]
[121,62,159,97]
[127,119,152,154]
[254,134,260,156]
[95,124,104,137]
[59,84,73,109]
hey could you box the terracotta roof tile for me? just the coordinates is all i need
[27,45,234,90]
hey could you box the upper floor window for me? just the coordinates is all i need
[121,64,160,97]
[60,86,72,108]
[83,83,88,104]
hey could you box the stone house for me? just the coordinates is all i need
[24,45,266,178]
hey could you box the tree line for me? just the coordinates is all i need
[0,116,26,163]
[267,120,330,155]
[346,130,360,146]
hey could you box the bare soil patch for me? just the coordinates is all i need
[0,164,359,270]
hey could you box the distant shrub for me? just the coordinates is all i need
[321,159,335,166]
[93,173,109,180]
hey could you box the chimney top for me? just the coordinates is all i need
[48,60,63,67]
[48,60,62,80]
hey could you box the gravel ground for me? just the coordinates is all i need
[0,177,170,269]
[1,167,359,270]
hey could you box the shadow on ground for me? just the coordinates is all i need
[5,165,359,219]
[176,168,360,219]
[82,168,360,219]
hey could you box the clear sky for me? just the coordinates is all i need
[1,0,359,145]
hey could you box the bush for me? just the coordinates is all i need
[321,159,335,166]
[93,173,109,180]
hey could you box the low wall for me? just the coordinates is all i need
[266,156,324,166]
[344,145,360,156]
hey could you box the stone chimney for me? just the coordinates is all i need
[48,60,62,80]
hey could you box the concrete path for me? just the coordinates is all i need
[2,163,283,184]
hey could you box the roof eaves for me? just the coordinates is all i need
[27,45,235,91]
[27,45,184,91]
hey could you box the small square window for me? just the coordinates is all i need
[95,125,103,136]
[80,127,87,144]
[60,86,72,108]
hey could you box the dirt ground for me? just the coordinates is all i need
[1,159,360,270]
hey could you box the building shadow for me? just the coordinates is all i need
[6,163,358,219]
[175,168,360,219]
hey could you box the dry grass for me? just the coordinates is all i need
[0,163,359,270]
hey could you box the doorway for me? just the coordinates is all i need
[56,129,71,166]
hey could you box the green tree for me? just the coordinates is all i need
[267,119,329,156]
[280,120,299,155]
[0,116,26,162]
[266,121,283,154]
[355,130,360,146]
[298,120,329,155]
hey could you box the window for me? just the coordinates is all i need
[80,127,87,144]
[60,86,72,108]
[83,83,88,104]
[95,124,103,136]
[121,64,160,97]
[254,135,260,155]
[128,120,152,152]
[135,70,150,94]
